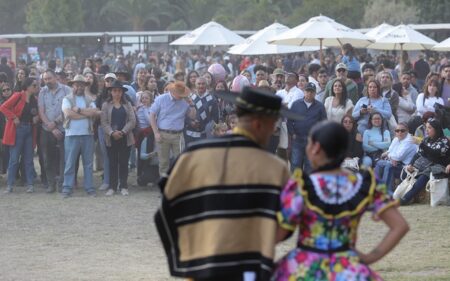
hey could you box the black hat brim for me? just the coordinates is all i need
[213,90,303,121]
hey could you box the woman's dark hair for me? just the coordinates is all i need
[309,121,349,169]
[106,87,128,104]
[342,43,356,61]
[423,79,440,100]
[368,112,386,141]
[185,70,199,90]
[215,80,229,92]
[331,79,348,107]
[22,77,37,90]
[427,118,444,139]
[85,71,99,95]
[203,71,215,88]
[366,78,382,98]
[422,111,435,123]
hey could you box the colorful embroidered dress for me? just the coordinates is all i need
[272,168,398,281]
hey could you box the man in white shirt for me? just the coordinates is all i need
[275,72,304,161]
[308,63,321,92]
[276,72,304,108]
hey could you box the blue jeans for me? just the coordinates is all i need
[7,124,34,186]
[374,160,403,194]
[97,127,109,185]
[401,174,429,203]
[290,139,311,173]
[62,135,95,194]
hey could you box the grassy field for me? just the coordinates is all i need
[0,172,449,281]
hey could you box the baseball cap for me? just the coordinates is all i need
[305,82,316,92]
[273,68,285,76]
[104,73,117,80]
[335,63,348,71]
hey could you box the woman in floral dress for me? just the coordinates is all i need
[272,121,409,281]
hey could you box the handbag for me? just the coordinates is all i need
[412,155,432,171]
[393,167,418,200]
[341,157,359,172]
[426,173,449,207]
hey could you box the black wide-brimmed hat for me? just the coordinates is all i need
[214,86,303,120]
[106,80,128,92]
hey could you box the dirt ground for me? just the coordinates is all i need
[0,170,449,281]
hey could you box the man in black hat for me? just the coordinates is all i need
[155,86,291,281]
[288,82,327,173]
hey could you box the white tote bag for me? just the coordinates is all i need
[393,167,418,200]
[426,173,449,207]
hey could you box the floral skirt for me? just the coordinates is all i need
[272,248,383,281]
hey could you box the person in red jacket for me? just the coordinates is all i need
[0,77,40,193]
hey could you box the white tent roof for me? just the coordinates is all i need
[170,21,245,46]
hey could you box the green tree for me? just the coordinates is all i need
[286,0,367,28]
[361,0,419,27]
[25,0,84,33]
[407,0,449,24]
[100,0,178,31]
[0,0,28,33]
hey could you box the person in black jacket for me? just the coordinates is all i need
[401,118,450,204]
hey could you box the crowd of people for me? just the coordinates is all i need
[0,45,449,201]
[0,42,450,280]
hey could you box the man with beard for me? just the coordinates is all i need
[377,70,399,121]
[184,77,219,145]
[38,70,71,193]
[61,75,99,198]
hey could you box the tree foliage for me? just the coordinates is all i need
[286,0,367,28]
[361,0,419,27]
[0,0,444,34]
[25,0,84,33]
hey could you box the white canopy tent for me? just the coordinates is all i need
[170,21,245,46]
[228,22,320,55]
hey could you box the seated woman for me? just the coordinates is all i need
[324,79,354,122]
[352,79,392,135]
[362,112,391,167]
[416,79,444,117]
[273,121,409,281]
[401,118,450,205]
[341,114,363,161]
[374,122,417,194]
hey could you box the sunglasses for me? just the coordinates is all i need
[2,88,11,92]
[395,129,407,133]
[337,69,347,73]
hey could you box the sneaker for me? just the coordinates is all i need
[46,185,56,193]
[4,186,13,194]
[121,189,129,196]
[98,183,109,191]
[62,192,71,199]
[26,185,34,193]
[105,189,115,196]
[87,191,97,197]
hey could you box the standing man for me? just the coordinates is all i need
[439,64,450,107]
[393,72,419,104]
[413,53,430,91]
[38,70,71,193]
[150,81,195,177]
[315,69,329,103]
[377,71,400,121]
[0,57,14,85]
[271,68,285,91]
[155,86,291,281]
[61,75,99,198]
[307,63,321,91]
[288,82,327,173]
[184,77,219,145]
